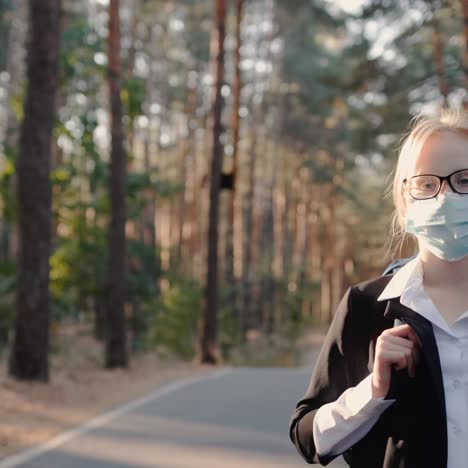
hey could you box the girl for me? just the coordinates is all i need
[289,108,468,468]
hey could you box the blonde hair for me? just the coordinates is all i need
[385,107,468,259]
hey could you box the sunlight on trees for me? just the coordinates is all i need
[0,0,465,375]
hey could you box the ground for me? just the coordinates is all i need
[0,322,328,461]
[0,323,213,460]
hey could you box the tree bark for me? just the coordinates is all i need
[319,184,333,325]
[429,3,449,104]
[461,0,468,109]
[306,183,322,320]
[141,123,158,277]
[105,0,128,369]
[242,113,258,334]
[198,0,226,364]
[8,0,62,381]
[225,0,244,330]
[263,135,279,334]
[0,0,27,263]
[330,152,345,317]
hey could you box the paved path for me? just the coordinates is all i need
[0,362,346,468]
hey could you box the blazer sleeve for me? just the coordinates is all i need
[312,372,395,458]
[288,285,394,466]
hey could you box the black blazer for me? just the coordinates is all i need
[289,274,448,467]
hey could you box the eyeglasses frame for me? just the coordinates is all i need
[403,168,468,200]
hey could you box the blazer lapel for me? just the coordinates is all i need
[383,298,446,419]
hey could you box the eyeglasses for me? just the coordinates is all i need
[403,168,468,200]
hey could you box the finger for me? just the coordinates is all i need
[381,342,410,354]
[397,348,413,375]
[394,354,408,372]
[382,345,416,374]
[399,348,418,376]
[403,326,421,347]
[383,335,415,350]
[381,349,407,369]
[384,344,418,375]
[386,324,421,346]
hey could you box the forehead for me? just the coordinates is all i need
[410,130,468,176]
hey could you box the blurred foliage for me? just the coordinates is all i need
[122,77,146,124]
[0,0,465,362]
[146,275,201,359]
[145,275,243,360]
[0,261,15,353]
[0,0,13,71]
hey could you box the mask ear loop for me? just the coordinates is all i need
[401,179,411,202]
[401,179,411,232]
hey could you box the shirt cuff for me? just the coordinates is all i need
[314,372,396,435]
[344,372,397,412]
[312,373,396,457]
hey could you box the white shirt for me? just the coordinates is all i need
[312,255,468,467]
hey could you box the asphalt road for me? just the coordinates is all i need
[0,366,347,468]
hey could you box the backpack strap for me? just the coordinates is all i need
[382,256,416,276]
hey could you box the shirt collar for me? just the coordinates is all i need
[377,254,423,302]
[377,254,468,335]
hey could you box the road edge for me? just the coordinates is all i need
[0,367,234,468]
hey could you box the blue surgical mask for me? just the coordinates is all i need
[405,192,468,262]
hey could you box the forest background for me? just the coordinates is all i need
[0,0,467,382]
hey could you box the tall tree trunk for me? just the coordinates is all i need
[290,166,307,290]
[197,114,211,280]
[176,96,195,270]
[249,132,267,330]
[179,90,198,273]
[306,183,322,321]
[263,135,279,335]
[429,3,449,104]
[198,0,226,364]
[188,111,202,278]
[141,124,158,279]
[139,17,160,285]
[330,152,345,317]
[266,129,282,333]
[272,162,288,327]
[225,0,244,332]
[299,181,315,321]
[319,185,333,325]
[0,0,27,263]
[461,0,468,109]
[322,185,338,324]
[271,106,285,332]
[105,0,128,369]
[282,168,292,282]
[242,115,258,334]
[8,0,62,381]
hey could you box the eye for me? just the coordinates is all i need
[452,170,468,189]
[412,177,437,191]
[408,175,440,199]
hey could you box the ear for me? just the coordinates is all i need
[401,205,407,226]
[401,178,408,194]
[401,181,408,212]
[400,182,409,227]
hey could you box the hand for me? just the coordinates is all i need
[371,324,421,399]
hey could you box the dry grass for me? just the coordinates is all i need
[228,326,328,368]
